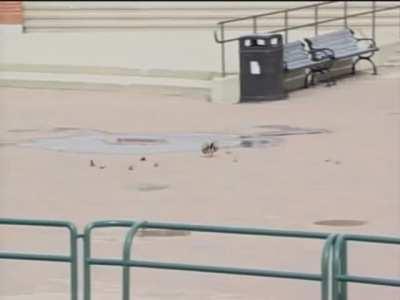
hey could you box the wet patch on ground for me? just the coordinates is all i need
[314,219,367,227]
[134,183,171,192]
[137,228,191,237]
[254,124,330,136]
[14,125,329,155]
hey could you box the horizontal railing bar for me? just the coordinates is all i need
[337,275,400,287]
[88,258,322,281]
[219,1,336,25]
[0,218,77,231]
[0,252,71,262]
[84,220,135,230]
[340,234,400,244]
[141,221,330,239]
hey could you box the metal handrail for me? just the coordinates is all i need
[218,1,336,25]
[214,1,400,76]
[332,234,400,300]
[1,218,400,300]
[117,221,336,300]
[0,218,79,300]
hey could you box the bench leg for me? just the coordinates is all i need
[304,71,313,88]
[318,69,336,87]
[352,56,378,75]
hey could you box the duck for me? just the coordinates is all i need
[201,141,219,157]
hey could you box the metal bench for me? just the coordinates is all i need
[283,40,335,88]
[304,28,379,77]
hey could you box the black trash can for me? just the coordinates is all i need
[239,34,287,102]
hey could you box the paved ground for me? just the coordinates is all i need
[0,68,399,299]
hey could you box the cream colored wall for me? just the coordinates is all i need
[0,1,398,73]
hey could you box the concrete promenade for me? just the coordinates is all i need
[0,67,399,299]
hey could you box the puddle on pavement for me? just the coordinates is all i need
[254,125,330,136]
[137,228,191,237]
[7,128,40,133]
[15,125,328,155]
[134,183,170,192]
[314,219,367,227]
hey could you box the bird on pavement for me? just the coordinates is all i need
[201,141,219,157]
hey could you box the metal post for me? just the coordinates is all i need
[83,228,92,300]
[339,242,348,300]
[122,221,147,300]
[344,2,348,27]
[69,227,79,300]
[220,24,226,77]
[284,11,289,44]
[321,234,338,300]
[252,17,257,34]
[314,6,319,36]
[372,1,376,40]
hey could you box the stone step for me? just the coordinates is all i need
[0,70,211,90]
[22,1,399,31]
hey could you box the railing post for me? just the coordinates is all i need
[314,6,319,36]
[372,1,376,40]
[332,235,348,300]
[69,226,79,300]
[83,226,92,300]
[252,17,257,34]
[344,2,348,27]
[220,24,226,77]
[122,221,147,300]
[284,11,289,44]
[321,234,338,300]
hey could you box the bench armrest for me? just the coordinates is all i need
[356,38,376,49]
[309,47,335,61]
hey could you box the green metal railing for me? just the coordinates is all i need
[84,220,337,300]
[214,1,400,76]
[0,218,79,300]
[1,217,399,300]
[332,233,400,300]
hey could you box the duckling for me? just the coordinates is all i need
[201,141,219,157]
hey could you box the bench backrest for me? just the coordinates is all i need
[283,41,311,69]
[306,29,360,56]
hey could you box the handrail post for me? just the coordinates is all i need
[372,1,376,40]
[284,11,289,44]
[252,17,257,34]
[69,225,79,300]
[220,24,226,77]
[321,234,338,300]
[332,235,348,300]
[83,225,92,300]
[122,221,147,300]
[314,6,319,36]
[344,2,348,27]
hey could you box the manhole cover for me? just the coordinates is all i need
[314,219,367,227]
